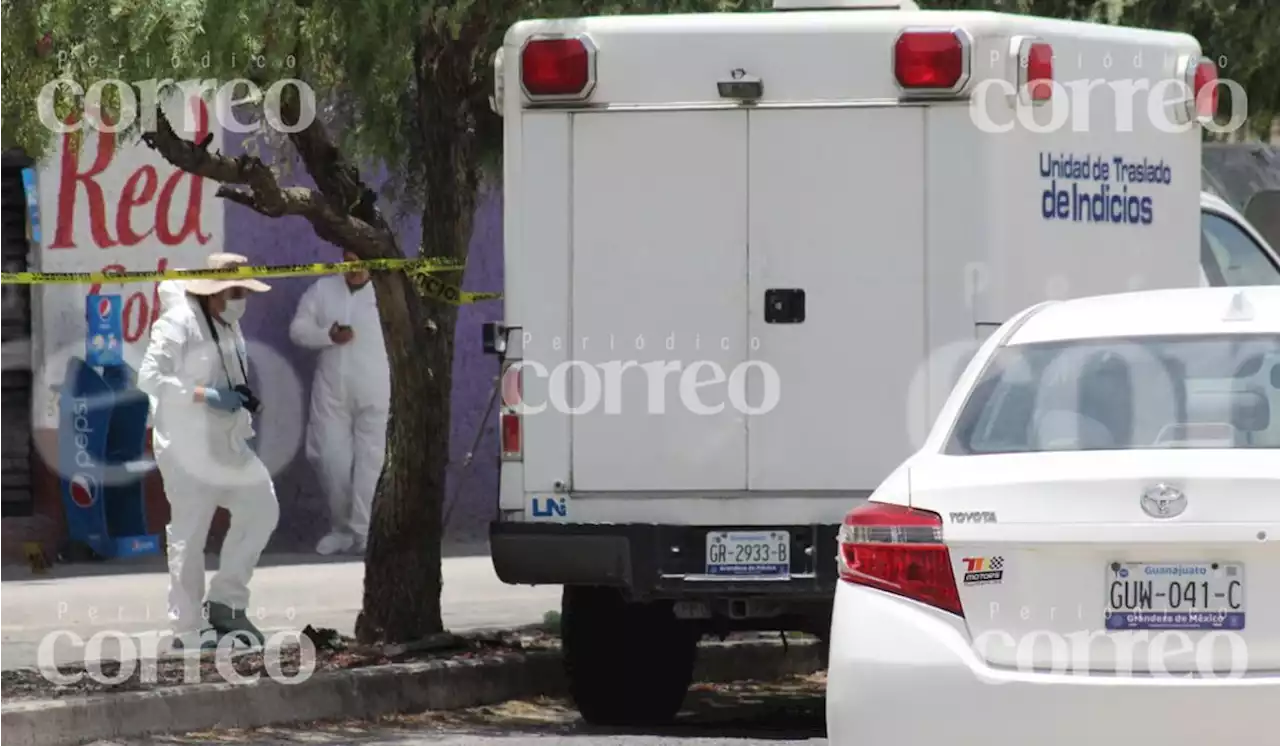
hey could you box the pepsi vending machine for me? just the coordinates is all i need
[57,294,161,561]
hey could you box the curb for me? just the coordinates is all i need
[0,639,825,746]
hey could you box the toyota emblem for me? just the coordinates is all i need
[1141,483,1186,519]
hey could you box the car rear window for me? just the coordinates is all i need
[946,334,1280,454]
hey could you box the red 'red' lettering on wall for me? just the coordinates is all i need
[50,113,117,249]
[49,99,214,250]
[156,98,212,246]
[123,293,148,342]
[88,264,126,296]
[117,167,158,244]
[88,256,171,343]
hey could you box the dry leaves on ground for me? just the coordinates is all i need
[0,627,558,702]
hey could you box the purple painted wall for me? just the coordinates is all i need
[222,137,504,551]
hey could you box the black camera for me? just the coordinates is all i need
[234,384,262,415]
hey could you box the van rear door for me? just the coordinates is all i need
[570,110,749,492]
[746,107,927,491]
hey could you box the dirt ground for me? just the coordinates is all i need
[1,627,556,701]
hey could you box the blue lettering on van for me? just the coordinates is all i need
[1038,152,1171,226]
[532,496,567,518]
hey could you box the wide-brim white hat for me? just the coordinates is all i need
[184,252,270,295]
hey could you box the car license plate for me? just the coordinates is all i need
[705,530,790,578]
[1105,561,1245,631]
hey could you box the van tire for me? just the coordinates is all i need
[561,585,698,726]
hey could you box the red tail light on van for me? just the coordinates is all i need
[837,502,964,616]
[500,361,523,460]
[1191,57,1218,120]
[1025,41,1054,102]
[521,36,597,100]
[894,29,969,93]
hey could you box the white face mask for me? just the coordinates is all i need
[221,298,247,323]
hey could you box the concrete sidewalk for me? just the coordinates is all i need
[1,554,560,670]
[1,640,827,746]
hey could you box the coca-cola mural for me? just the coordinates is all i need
[28,91,503,550]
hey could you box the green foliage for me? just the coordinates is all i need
[1,0,769,208]
[3,0,1273,193]
[923,0,1106,19]
[924,0,1279,137]
[2,0,306,155]
[1115,1,1280,138]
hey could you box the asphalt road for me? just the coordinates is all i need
[116,675,829,745]
[0,554,561,670]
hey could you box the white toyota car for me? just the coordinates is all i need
[827,286,1279,745]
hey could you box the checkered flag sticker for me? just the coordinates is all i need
[989,557,1004,570]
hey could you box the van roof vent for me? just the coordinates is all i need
[772,0,918,10]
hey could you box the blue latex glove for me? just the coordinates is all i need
[203,387,246,413]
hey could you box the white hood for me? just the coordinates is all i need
[144,278,188,420]
[157,278,187,313]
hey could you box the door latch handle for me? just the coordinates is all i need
[764,289,805,324]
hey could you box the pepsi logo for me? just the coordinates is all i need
[69,473,98,509]
[97,297,112,319]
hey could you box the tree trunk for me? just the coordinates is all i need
[355,273,445,642]
[356,222,474,645]
[355,39,481,641]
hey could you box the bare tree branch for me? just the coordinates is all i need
[282,95,387,234]
[222,19,394,253]
[215,186,277,214]
[140,106,388,254]
[266,33,392,241]
[215,184,316,216]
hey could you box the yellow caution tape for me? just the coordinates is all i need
[0,257,463,284]
[414,274,504,306]
[0,257,502,305]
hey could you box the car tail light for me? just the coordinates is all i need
[1188,56,1218,121]
[837,502,964,616]
[894,29,969,93]
[1024,41,1053,102]
[521,36,596,100]
[500,361,522,459]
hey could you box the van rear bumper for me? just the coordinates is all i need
[489,520,840,601]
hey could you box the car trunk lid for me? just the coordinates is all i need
[910,450,1280,674]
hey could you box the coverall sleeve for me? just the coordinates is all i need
[138,313,192,403]
[289,281,334,349]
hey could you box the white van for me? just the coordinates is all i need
[486,0,1220,724]
[1199,190,1280,285]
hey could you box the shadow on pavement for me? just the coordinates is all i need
[138,675,827,744]
[601,675,827,740]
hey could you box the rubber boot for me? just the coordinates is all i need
[205,601,265,647]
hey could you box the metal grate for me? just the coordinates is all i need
[2,150,35,517]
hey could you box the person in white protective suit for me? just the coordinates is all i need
[290,250,390,555]
[138,253,279,650]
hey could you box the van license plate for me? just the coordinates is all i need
[705,531,790,578]
[1105,561,1245,631]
